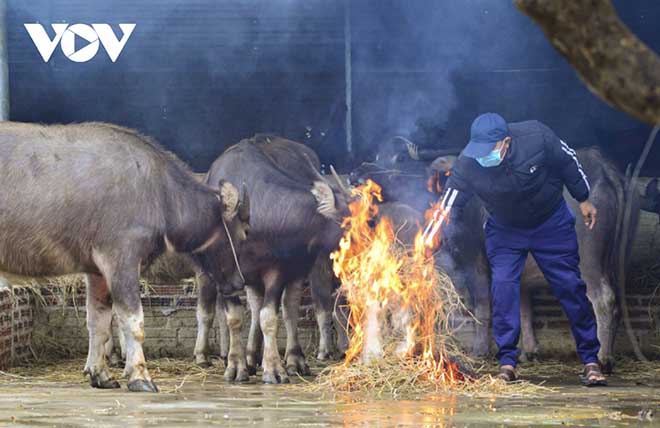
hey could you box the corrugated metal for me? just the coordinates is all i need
[5,0,659,172]
[7,0,346,171]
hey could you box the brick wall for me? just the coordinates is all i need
[0,287,35,369]
[32,283,660,361]
[34,284,320,359]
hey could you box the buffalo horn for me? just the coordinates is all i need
[329,165,351,197]
[239,182,250,221]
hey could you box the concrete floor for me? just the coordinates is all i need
[1,359,659,427]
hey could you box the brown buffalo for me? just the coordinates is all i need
[0,122,248,392]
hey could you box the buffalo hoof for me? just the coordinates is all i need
[128,379,159,393]
[316,351,332,361]
[224,366,250,383]
[247,364,258,376]
[600,360,615,375]
[470,345,490,359]
[196,361,213,369]
[285,347,310,376]
[109,354,124,368]
[286,358,311,377]
[519,352,539,364]
[262,370,290,384]
[90,375,121,389]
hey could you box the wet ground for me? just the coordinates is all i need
[0,359,659,427]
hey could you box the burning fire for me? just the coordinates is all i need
[330,180,463,388]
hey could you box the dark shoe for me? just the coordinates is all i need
[497,365,517,382]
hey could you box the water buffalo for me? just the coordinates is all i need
[195,134,350,383]
[432,148,639,370]
[0,122,248,392]
[350,138,460,215]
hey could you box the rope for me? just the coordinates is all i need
[222,217,246,284]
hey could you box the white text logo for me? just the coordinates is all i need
[24,23,136,63]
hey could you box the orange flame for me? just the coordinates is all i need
[330,179,462,388]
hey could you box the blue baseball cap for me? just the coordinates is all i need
[462,113,510,159]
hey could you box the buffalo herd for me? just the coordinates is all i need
[0,123,649,391]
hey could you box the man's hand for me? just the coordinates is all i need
[579,200,597,230]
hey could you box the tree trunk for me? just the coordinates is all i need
[515,0,660,125]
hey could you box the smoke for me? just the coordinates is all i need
[6,0,660,172]
[8,0,346,170]
[351,0,468,157]
[352,0,658,170]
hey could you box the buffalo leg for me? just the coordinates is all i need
[97,250,158,393]
[216,292,230,364]
[260,269,288,384]
[586,275,618,373]
[310,271,334,360]
[314,305,333,360]
[246,286,263,375]
[193,273,216,368]
[222,295,249,382]
[468,258,491,358]
[104,315,126,367]
[519,284,540,362]
[283,279,311,376]
[118,320,127,361]
[103,330,113,361]
[83,273,120,389]
[333,294,350,358]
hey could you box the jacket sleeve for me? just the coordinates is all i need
[440,162,473,221]
[542,125,590,202]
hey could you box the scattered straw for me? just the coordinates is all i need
[2,357,227,393]
[307,180,557,400]
[305,354,553,400]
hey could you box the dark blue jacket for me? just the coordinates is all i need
[442,120,590,229]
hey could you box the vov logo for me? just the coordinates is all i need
[24,23,136,63]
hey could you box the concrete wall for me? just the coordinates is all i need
[0,287,34,369]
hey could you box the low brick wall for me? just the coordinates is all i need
[0,287,35,369]
[34,284,320,359]
[31,283,660,362]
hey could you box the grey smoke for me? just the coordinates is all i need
[6,0,660,173]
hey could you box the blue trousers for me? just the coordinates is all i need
[484,201,600,367]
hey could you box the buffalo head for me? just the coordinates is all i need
[304,155,353,253]
[189,180,250,296]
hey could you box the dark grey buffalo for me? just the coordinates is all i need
[432,148,639,370]
[0,122,248,392]
[195,134,350,383]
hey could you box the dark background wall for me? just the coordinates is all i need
[7,0,660,173]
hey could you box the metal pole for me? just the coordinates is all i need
[344,0,352,154]
[0,1,9,299]
[0,0,9,121]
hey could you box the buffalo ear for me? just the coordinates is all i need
[428,155,457,174]
[218,180,239,221]
[310,180,338,220]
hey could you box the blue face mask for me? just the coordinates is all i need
[476,148,504,167]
